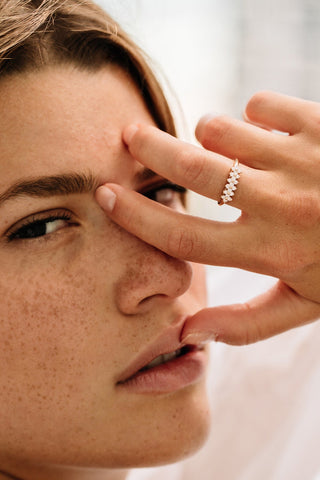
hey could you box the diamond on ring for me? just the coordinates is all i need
[218,159,241,205]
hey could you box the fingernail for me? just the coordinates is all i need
[123,124,139,146]
[181,331,215,345]
[200,113,219,124]
[242,110,249,122]
[96,186,116,212]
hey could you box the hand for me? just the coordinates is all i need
[95,91,320,345]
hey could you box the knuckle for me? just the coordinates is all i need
[273,243,303,278]
[252,235,303,280]
[282,191,320,228]
[252,190,319,280]
[177,148,208,188]
[241,303,264,345]
[166,226,196,259]
[266,238,310,280]
[219,303,264,346]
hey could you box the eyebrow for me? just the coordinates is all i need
[0,168,158,206]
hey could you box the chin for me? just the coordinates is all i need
[7,381,211,473]
[108,381,211,469]
[145,409,211,468]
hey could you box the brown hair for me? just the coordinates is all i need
[0,0,176,135]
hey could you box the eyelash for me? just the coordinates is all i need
[5,182,187,243]
[141,181,187,205]
[6,211,74,242]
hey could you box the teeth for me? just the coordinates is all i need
[142,348,182,371]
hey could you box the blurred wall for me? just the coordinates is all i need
[96,0,320,220]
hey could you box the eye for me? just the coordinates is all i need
[6,211,75,242]
[141,181,187,208]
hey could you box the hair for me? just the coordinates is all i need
[0,0,176,135]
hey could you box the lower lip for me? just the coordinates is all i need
[117,349,208,394]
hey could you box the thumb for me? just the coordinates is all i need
[181,281,320,346]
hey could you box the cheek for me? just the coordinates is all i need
[0,223,138,402]
[0,260,121,417]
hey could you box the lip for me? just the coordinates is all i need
[116,316,208,394]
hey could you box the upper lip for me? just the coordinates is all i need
[117,315,200,384]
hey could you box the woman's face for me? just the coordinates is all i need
[0,66,209,476]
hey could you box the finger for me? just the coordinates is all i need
[244,91,318,134]
[181,281,320,346]
[195,114,285,169]
[95,183,261,268]
[123,124,260,211]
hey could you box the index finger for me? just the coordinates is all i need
[123,124,256,211]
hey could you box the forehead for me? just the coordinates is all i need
[0,65,154,185]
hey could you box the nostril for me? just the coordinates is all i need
[139,293,167,305]
[114,253,193,316]
[117,294,172,316]
[136,294,171,313]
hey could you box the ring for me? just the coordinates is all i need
[218,159,241,205]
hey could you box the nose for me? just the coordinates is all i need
[114,248,193,315]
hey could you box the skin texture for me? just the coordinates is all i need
[96,92,320,345]
[0,66,209,480]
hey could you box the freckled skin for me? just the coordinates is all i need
[0,66,209,480]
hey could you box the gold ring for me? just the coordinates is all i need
[218,158,241,206]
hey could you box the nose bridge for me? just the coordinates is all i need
[114,248,193,315]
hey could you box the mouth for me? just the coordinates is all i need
[116,316,208,394]
[117,344,207,394]
[138,345,198,372]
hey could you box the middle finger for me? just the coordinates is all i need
[123,124,263,212]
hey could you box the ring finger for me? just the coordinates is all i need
[195,113,287,169]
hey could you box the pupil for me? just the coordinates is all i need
[18,221,46,239]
